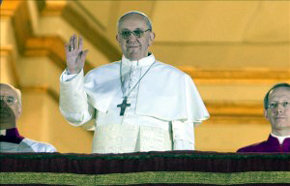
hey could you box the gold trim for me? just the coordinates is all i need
[1,171,290,185]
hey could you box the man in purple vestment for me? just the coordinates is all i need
[237,83,290,152]
[0,83,56,152]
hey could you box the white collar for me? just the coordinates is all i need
[271,133,290,144]
[121,53,155,68]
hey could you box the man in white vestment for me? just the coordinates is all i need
[0,83,56,153]
[59,11,209,153]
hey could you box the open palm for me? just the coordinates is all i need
[65,34,88,74]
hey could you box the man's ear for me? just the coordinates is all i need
[148,32,155,46]
[264,109,269,121]
[16,103,22,120]
[116,34,120,43]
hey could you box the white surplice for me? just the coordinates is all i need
[60,54,209,153]
[0,138,56,153]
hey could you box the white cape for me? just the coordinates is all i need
[84,59,209,122]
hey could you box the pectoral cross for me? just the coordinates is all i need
[117,97,131,116]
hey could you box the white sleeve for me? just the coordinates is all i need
[59,69,94,126]
[171,120,195,150]
[61,69,78,81]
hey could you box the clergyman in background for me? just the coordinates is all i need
[0,83,57,153]
[237,83,290,152]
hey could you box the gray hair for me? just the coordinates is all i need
[264,82,290,109]
[117,11,152,31]
[0,83,22,105]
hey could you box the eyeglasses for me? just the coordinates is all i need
[119,29,151,40]
[0,95,18,105]
[267,101,289,110]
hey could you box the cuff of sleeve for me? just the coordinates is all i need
[61,69,83,82]
[172,120,195,150]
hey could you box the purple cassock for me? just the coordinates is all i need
[237,135,290,153]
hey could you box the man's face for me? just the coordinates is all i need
[264,87,290,134]
[0,85,21,128]
[116,14,155,60]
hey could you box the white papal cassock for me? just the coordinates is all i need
[59,54,209,153]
